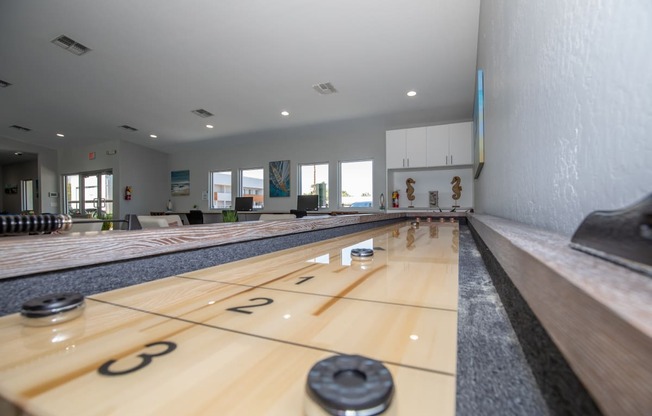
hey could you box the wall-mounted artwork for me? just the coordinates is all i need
[171,170,190,196]
[4,184,18,194]
[269,160,290,197]
[473,68,485,179]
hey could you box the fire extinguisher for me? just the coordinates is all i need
[125,186,132,200]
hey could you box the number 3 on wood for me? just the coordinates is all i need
[227,297,274,314]
[98,341,177,376]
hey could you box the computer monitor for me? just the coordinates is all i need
[297,194,319,211]
[235,196,254,211]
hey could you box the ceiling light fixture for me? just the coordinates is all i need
[51,35,92,56]
[206,124,214,129]
[191,109,214,118]
[313,82,337,95]
[150,134,157,139]
[281,111,289,116]
[407,91,417,97]
[56,133,64,137]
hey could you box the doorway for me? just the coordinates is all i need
[63,171,113,221]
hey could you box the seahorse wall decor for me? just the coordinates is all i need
[406,178,416,207]
[451,176,462,201]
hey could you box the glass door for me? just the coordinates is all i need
[64,171,113,223]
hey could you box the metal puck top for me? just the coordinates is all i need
[306,354,394,415]
[21,293,85,318]
[350,248,374,259]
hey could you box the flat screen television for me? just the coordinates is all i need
[297,194,319,212]
[235,196,254,211]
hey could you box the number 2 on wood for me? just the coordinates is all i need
[227,297,274,314]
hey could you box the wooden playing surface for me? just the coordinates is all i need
[0,221,459,415]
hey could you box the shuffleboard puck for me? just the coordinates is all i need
[21,292,85,327]
[350,248,374,259]
[305,354,394,415]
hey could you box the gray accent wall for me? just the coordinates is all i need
[58,139,168,220]
[474,1,652,236]
[166,117,390,213]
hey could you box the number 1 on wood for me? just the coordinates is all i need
[296,276,314,285]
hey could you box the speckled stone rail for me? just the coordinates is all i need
[0,213,404,279]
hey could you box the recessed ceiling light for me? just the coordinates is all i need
[56,133,64,137]
[281,111,290,116]
[206,124,214,129]
[150,134,157,138]
[407,91,417,97]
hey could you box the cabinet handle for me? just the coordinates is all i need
[451,155,453,165]
[406,158,409,167]
[446,155,448,165]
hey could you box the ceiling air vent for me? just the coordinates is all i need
[119,125,138,132]
[10,125,31,132]
[51,35,91,56]
[312,82,338,95]
[0,80,11,88]
[191,109,214,118]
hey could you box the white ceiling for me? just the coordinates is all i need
[0,0,480,153]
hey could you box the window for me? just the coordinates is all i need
[240,168,264,209]
[210,170,232,209]
[340,160,373,208]
[299,162,329,208]
[20,180,34,212]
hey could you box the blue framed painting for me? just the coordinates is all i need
[269,160,290,197]
[171,170,190,196]
[473,69,485,179]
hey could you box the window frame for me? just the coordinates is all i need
[298,161,330,209]
[239,166,265,209]
[338,159,373,209]
[209,170,233,210]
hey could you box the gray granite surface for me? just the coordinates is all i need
[457,225,549,415]
[463,224,602,415]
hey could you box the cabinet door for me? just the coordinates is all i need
[405,127,427,168]
[386,130,407,169]
[448,122,473,165]
[426,125,449,167]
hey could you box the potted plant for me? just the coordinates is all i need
[222,210,238,223]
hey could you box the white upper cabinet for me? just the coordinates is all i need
[386,129,407,169]
[426,122,472,167]
[386,127,427,169]
[448,122,472,165]
[425,125,449,167]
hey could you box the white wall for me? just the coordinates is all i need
[118,140,169,217]
[474,1,652,236]
[167,117,389,213]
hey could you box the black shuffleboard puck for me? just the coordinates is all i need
[21,292,85,326]
[350,248,374,259]
[306,354,394,415]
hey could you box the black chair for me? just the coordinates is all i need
[187,210,204,225]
